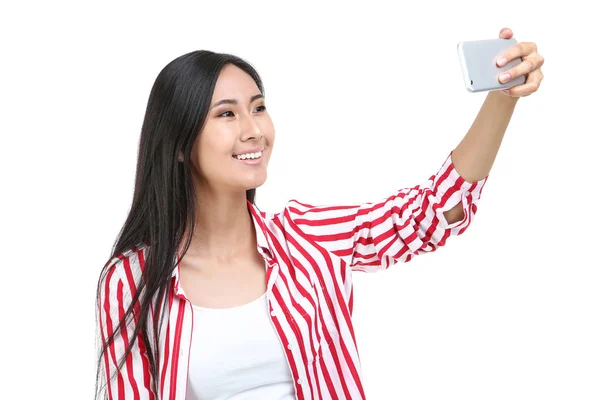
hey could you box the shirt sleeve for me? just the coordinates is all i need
[97,262,156,399]
[286,151,488,272]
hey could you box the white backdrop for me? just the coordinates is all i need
[1,1,598,399]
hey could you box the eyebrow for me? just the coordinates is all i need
[210,94,264,109]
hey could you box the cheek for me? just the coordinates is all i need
[198,145,223,173]
[195,135,236,177]
[263,120,275,146]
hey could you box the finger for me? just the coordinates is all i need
[527,68,544,85]
[503,75,542,97]
[497,42,537,66]
[499,27,513,39]
[498,55,543,83]
[503,68,543,96]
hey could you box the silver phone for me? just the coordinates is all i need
[457,37,525,93]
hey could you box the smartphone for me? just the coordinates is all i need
[457,37,525,93]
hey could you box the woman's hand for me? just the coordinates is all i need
[495,27,545,97]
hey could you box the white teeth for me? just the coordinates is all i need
[235,151,262,160]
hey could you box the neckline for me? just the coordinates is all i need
[190,291,267,312]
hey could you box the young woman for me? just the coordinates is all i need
[96,27,544,400]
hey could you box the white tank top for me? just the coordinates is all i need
[185,291,295,400]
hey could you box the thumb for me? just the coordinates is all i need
[499,27,513,38]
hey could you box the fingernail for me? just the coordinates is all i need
[501,89,510,95]
[497,57,507,66]
[499,73,511,83]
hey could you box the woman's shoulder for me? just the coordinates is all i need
[101,243,149,290]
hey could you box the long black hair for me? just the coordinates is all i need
[94,50,265,398]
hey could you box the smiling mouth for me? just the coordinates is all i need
[233,150,263,160]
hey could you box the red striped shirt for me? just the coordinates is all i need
[97,151,488,399]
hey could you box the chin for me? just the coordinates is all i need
[238,172,267,191]
[246,177,267,190]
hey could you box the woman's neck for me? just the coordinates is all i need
[180,187,256,263]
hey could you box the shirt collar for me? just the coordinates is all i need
[246,199,275,260]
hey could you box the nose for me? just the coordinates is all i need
[239,113,263,142]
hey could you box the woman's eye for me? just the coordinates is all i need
[218,105,265,118]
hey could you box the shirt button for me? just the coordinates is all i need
[297,378,303,385]
[271,310,277,316]
[287,344,293,350]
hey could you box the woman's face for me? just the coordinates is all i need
[185,64,275,194]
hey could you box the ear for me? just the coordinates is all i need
[178,151,184,162]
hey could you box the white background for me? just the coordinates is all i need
[1,1,598,399]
